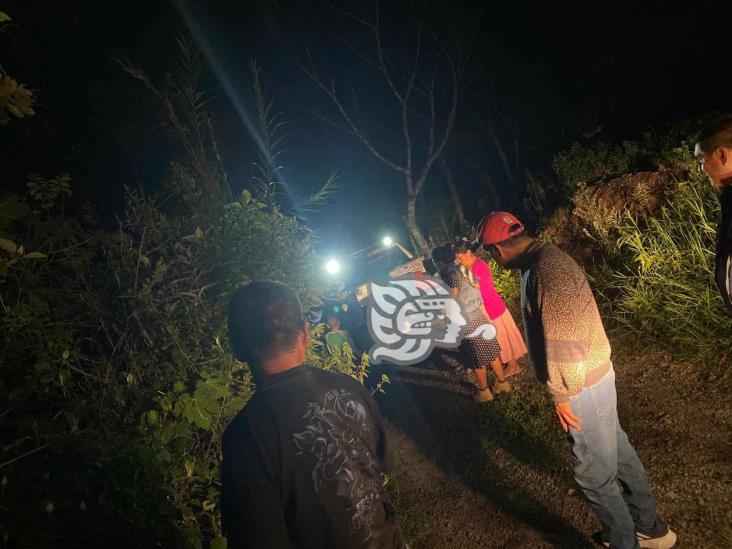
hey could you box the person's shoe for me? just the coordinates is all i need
[493,380,512,394]
[595,528,677,548]
[637,528,677,548]
[474,388,494,403]
[503,363,523,378]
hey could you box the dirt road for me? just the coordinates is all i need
[375,339,732,548]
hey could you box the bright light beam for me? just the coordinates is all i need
[325,259,341,275]
[174,0,298,210]
[382,236,394,247]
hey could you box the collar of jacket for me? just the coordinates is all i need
[513,240,545,272]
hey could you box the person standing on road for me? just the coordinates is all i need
[477,212,677,549]
[222,281,404,548]
[325,313,360,357]
[432,245,511,402]
[453,237,527,378]
[695,114,732,312]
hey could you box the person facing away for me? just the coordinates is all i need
[695,114,732,312]
[452,236,527,378]
[431,244,510,402]
[325,314,359,357]
[222,281,404,549]
[478,212,677,549]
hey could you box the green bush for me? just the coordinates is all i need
[548,121,731,367]
[552,121,705,198]
[552,140,641,195]
[590,180,732,365]
[0,176,364,547]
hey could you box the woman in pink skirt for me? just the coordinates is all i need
[453,238,527,377]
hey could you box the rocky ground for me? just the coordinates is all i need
[374,337,732,548]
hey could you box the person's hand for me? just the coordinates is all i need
[555,401,582,431]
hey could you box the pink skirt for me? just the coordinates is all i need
[492,308,527,364]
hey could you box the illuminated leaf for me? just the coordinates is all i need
[210,537,227,549]
[0,237,17,255]
[184,458,195,478]
[146,410,159,426]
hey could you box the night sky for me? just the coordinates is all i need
[2,0,729,278]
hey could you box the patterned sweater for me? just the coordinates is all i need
[518,242,612,402]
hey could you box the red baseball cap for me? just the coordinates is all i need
[476,211,525,246]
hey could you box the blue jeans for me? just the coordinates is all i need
[568,367,665,549]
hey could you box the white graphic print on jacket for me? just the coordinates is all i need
[293,389,381,535]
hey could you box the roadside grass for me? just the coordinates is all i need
[474,384,567,474]
[383,476,435,549]
[590,180,732,369]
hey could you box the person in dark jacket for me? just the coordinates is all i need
[695,114,732,311]
[222,281,404,549]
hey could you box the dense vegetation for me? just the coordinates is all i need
[1,9,729,547]
[0,26,363,548]
[3,110,729,549]
[490,123,732,366]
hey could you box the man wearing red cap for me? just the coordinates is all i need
[477,212,676,549]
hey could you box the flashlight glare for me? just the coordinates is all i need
[325,259,341,274]
[382,236,394,247]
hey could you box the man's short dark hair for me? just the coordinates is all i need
[496,228,531,248]
[228,281,304,364]
[698,114,732,153]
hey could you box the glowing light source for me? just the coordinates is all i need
[325,259,341,275]
[382,236,394,247]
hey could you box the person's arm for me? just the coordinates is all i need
[221,414,293,548]
[534,257,594,404]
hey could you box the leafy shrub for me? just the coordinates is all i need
[552,141,641,195]
[590,179,732,365]
[550,124,730,366]
[552,121,706,199]
[0,176,361,547]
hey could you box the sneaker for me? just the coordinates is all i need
[637,528,677,548]
[474,388,494,403]
[493,380,512,394]
[596,528,677,548]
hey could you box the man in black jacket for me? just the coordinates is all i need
[695,115,732,312]
[222,280,404,548]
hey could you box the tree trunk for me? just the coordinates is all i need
[471,160,502,211]
[406,196,430,255]
[487,120,514,187]
[439,156,469,232]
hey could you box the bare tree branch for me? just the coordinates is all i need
[291,40,408,175]
[292,3,473,252]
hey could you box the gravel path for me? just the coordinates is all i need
[374,339,732,548]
